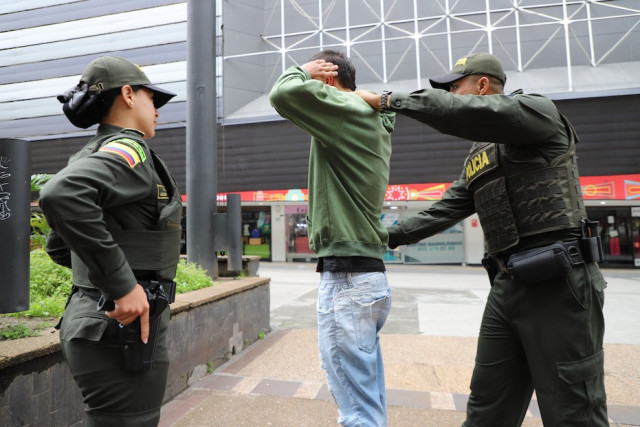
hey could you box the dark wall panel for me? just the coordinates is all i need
[556,95,640,176]
[31,94,640,195]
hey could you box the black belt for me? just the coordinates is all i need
[317,256,385,272]
[75,280,176,304]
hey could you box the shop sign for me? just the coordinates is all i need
[403,223,464,264]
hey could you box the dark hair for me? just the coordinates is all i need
[309,50,356,91]
[95,85,144,121]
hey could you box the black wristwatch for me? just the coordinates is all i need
[380,90,392,111]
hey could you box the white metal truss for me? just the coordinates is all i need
[224,0,640,93]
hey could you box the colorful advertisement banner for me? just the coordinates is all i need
[183,174,640,203]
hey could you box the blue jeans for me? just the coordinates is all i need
[317,271,391,427]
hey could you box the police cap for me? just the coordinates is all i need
[81,56,176,108]
[429,52,507,91]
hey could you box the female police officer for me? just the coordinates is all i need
[39,56,182,426]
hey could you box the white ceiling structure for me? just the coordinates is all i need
[0,1,638,138]
[223,0,640,122]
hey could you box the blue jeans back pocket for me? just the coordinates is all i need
[353,293,391,353]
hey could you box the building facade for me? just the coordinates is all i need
[2,1,639,266]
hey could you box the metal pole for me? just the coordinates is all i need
[186,0,218,278]
[226,194,242,272]
[0,139,30,313]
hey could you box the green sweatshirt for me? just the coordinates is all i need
[270,66,395,259]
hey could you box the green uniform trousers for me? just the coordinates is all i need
[60,291,170,427]
[463,261,608,427]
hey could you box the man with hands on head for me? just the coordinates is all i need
[270,50,395,427]
[356,52,608,427]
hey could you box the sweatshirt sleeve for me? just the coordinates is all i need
[39,142,155,300]
[269,66,357,144]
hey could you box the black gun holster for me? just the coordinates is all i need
[97,280,175,372]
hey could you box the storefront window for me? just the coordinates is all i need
[242,208,271,260]
[403,221,465,264]
[632,208,640,268]
[588,208,636,267]
[381,209,465,264]
[285,205,315,261]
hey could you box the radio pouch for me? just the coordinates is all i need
[580,219,604,263]
[507,242,572,285]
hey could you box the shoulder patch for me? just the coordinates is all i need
[99,138,147,168]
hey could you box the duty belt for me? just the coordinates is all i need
[75,279,176,305]
[494,240,584,275]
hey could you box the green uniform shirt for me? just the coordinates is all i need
[40,124,178,300]
[270,66,395,259]
[387,89,579,251]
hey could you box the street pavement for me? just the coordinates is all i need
[160,263,640,426]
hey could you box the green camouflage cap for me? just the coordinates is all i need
[429,52,506,90]
[81,56,175,108]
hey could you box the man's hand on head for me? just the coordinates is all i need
[301,59,338,82]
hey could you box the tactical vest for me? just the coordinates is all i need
[466,114,586,254]
[69,130,182,284]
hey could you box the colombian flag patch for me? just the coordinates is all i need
[99,141,142,168]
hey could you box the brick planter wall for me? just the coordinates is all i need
[0,277,270,426]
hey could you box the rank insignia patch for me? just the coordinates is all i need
[157,185,169,200]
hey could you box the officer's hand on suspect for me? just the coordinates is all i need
[105,284,150,344]
[301,59,338,83]
[386,226,404,250]
[355,90,382,111]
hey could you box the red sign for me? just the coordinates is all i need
[181,174,640,203]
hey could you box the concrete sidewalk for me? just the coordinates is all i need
[160,264,640,426]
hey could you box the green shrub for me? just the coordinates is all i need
[0,324,37,340]
[5,250,214,320]
[175,259,215,293]
[30,212,51,250]
[20,249,72,318]
[30,173,53,250]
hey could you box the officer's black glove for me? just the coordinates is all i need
[387,226,404,249]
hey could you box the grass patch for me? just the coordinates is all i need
[0,324,37,340]
[1,250,218,339]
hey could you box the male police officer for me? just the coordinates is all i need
[357,52,608,426]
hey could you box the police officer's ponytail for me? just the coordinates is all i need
[57,81,101,129]
[58,84,144,129]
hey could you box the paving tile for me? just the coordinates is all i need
[315,384,333,401]
[608,404,640,425]
[251,378,301,397]
[387,389,431,410]
[452,392,469,411]
[195,373,243,391]
[294,382,325,399]
[430,391,456,410]
[159,389,211,427]
[231,377,262,394]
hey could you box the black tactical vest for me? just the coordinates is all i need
[69,130,182,284]
[466,114,586,254]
